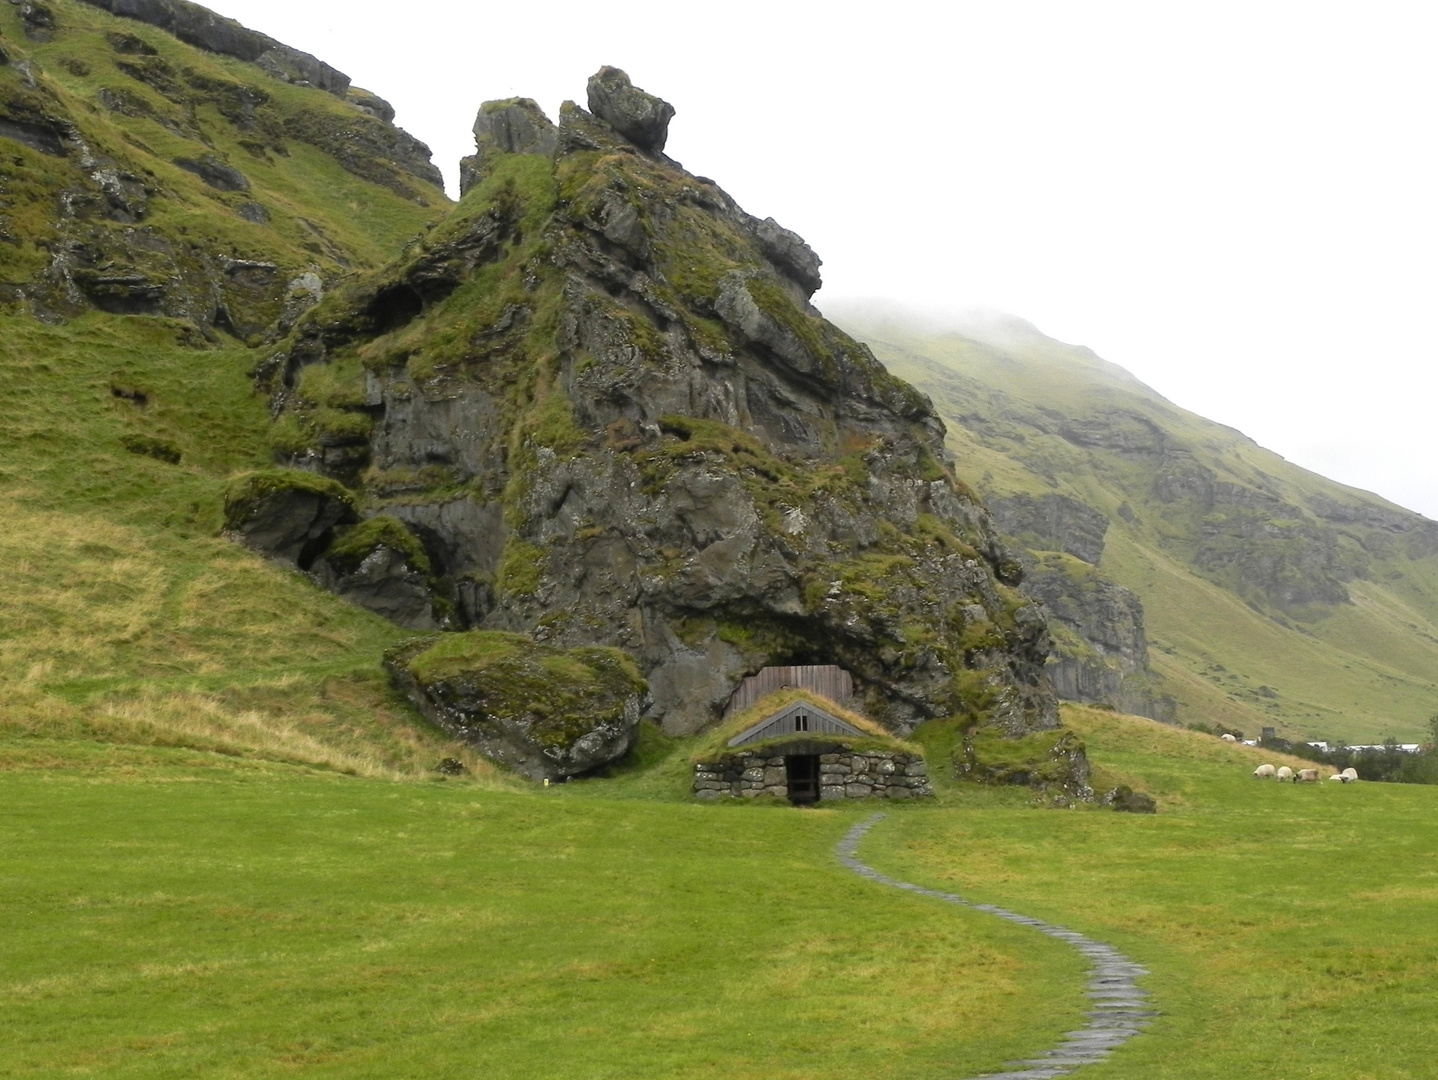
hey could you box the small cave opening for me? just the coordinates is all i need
[366,284,425,335]
[296,529,336,573]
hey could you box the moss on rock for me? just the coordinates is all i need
[386,631,647,779]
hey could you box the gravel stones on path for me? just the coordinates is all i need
[836,814,1155,1078]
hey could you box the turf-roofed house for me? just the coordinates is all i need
[692,666,933,804]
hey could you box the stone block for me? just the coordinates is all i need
[820,773,844,786]
[741,788,763,798]
[767,757,784,767]
[763,785,787,797]
[694,788,721,801]
[819,763,846,774]
[763,766,786,786]
[888,785,913,800]
[742,767,765,782]
[905,761,928,777]
[820,754,841,764]
[876,759,898,775]
[845,783,873,797]
[819,785,845,800]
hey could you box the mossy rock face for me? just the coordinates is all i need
[1101,784,1157,813]
[223,469,356,567]
[957,724,1093,803]
[263,80,1059,739]
[386,631,647,780]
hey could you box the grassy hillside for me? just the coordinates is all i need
[0,313,497,777]
[2,0,444,293]
[4,706,1435,1078]
[0,0,476,775]
[834,309,1438,743]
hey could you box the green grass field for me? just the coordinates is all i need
[4,709,1434,1079]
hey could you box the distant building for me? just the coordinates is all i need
[697,668,931,805]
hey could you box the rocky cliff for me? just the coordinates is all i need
[234,71,1059,744]
[989,493,1173,721]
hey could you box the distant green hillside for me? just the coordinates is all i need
[835,308,1438,743]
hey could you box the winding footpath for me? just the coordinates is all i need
[837,814,1155,1080]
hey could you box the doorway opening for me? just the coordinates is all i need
[785,755,820,806]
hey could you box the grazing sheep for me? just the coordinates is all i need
[1329,774,1345,782]
[1221,733,1238,742]
[1253,764,1277,778]
[1294,768,1321,783]
[1275,766,1294,781]
[1342,767,1359,781]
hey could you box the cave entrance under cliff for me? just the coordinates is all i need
[785,755,820,806]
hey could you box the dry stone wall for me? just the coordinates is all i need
[694,746,932,801]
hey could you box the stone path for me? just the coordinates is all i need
[837,814,1155,1079]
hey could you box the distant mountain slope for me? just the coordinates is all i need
[834,307,1438,743]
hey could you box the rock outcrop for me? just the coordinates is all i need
[989,493,1109,566]
[0,0,444,332]
[385,631,647,780]
[986,493,1172,720]
[458,97,558,197]
[1020,552,1174,722]
[254,70,1059,749]
[76,0,352,94]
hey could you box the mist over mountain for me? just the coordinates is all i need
[829,301,1438,743]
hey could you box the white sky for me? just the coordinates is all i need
[206,0,1438,518]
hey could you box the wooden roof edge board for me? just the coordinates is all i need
[726,701,868,748]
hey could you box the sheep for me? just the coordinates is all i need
[1275,766,1294,781]
[1253,764,1277,779]
[1294,768,1321,783]
[1329,774,1345,782]
[1221,733,1238,742]
[1342,767,1359,781]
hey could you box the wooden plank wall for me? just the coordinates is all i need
[724,665,855,718]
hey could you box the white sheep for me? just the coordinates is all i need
[1221,733,1238,742]
[1275,766,1294,781]
[1329,774,1344,782]
[1294,768,1321,783]
[1342,767,1359,781]
[1253,764,1277,778]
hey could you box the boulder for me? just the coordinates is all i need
[585,66,674,152]
[346,88,396,123]
[1102,785,1158,813]
[386,632,647,780]
[223,470,358,568]
[312,516,441,630]
[173,154,250,192]
[752,216,823,297]
[319,545,439,630]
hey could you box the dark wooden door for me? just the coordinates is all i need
[785,755,820,806]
